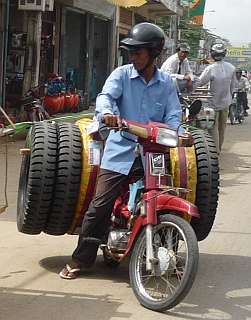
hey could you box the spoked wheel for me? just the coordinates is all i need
[229,104,236,125]
[129,214,199,312]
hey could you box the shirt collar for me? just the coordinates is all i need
[130,65,162,83]
[130,66,140,79]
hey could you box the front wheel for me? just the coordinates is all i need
[129,214,199,312]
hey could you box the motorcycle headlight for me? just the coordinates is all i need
[156,128,178,147]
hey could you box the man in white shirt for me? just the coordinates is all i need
[196,43,235,154]
[235,69,250,116]
[161,43,193,91]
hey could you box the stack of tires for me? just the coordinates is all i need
[17,122,219,241]
[17,122,83,235]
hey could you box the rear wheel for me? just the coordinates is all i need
[45,123,82,235]
[17,122,58,234]
[190,130,219,241]
[129,214,199,312]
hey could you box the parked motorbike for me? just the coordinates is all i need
[180,94,215,130]
[86,118,199,311]
[229,91,245,125]
[19,86,50,122]
[174,78,215,131]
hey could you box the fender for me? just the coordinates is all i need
[156,193,199,218]
[124,215,147,258]
[123,193,199,258]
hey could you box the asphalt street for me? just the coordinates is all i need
[0,109,251,320]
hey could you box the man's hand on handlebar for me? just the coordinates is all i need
[103,114,122,129]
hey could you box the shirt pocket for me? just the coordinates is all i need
[150,102,165,122]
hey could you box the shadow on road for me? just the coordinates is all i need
[220,150,251,188]
[0,286,131,320]
[167,253,251,319]
[39,254,130,284]
[39,253,251,319]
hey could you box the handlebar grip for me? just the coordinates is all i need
[127,124,148,139]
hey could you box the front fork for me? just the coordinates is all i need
[146,224,154,271]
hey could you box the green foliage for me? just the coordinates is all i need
[179,7,203,58]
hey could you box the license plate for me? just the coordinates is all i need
[149,153,165,176]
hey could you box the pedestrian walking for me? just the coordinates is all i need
[195,43,235,154]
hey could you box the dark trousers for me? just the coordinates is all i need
[72,157,143,267]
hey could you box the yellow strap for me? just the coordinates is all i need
[184,145,197,204]
[68,118,93,233]
[170,148,181,188]
[170,146,197,222]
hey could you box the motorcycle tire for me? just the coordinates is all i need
[190,129,219,241]
[129,214,199,312]
[229,104,236,125]
[17,122,58,234]
[44,123,82,235]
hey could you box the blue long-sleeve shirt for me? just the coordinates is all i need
[95,64,182,175]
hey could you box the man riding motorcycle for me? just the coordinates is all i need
[235,68,249,117]
[59,22,184,279]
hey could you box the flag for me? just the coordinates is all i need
[105,0,147,7]
[189,0,206,25]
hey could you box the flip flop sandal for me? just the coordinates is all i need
[59,264,81,280]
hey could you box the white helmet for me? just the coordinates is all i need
[210,43,227,61]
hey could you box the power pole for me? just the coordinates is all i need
[0,0,10,111]
[22,11,42,94]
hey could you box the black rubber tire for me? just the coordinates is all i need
[17,122,58,234]
[190,129,219,241]
[129,214,199,312]
[44,123,82,235]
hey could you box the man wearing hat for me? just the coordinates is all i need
[161,43,193,91]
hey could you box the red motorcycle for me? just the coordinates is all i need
[89,119,199,311]
[17,115,202,311]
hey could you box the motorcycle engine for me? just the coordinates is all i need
[107,229,130,251]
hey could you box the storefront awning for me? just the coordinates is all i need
[74,0,115,19]
[105,0,147,7]
[133,0,183,19]
[151,0,183,15]
[58,0,116,19]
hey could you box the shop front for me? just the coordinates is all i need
[59,0,115,106]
